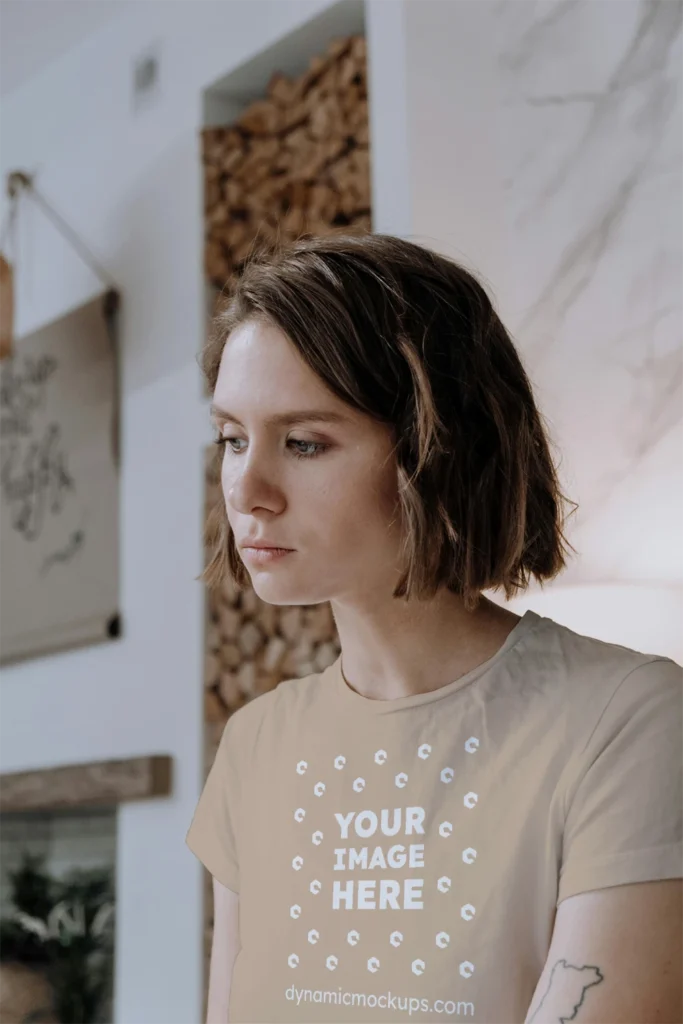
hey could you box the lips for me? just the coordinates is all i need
[241,542,292,551]
[241,545,294,564]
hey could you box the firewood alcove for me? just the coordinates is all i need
[202,31,371,308]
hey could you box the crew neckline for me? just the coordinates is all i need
[326,609,543,715]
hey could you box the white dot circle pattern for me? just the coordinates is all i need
[292,740,480,987]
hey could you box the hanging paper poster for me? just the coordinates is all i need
[0,291,121,663]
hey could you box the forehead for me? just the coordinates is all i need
[217,320,323,394]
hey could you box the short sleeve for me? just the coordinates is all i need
[557,656,683,907]
[186,713,241,893]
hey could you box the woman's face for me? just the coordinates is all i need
[211,319,404,607]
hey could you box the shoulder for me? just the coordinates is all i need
[507,614,681,794]
[525,611,678,680]
[521,612,682,721]
[225,664,332,742]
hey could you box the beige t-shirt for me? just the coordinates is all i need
[186,609,683,1023]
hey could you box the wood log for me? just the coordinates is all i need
[236,98,283,135]
[303,603,336,642]
[218,670,242,710]
[206,624,220,651]
[220,572,241,606]
[267,71,298,107]
[237,660,257,697]
[257,601,279,637]
[325,36,354,64]
[259,667,283,693]
[218,605,240,641]
[351,35,367,63]
[240,587,260,616]
[239,620,264,658]
[223,144,247,176]
[280,606,303,641]
[262,635,287,673]
[315,641,340,672]
[220,642,241,670]
[204,652,220,688]
[205,688,226,722]
[350,212,372,233]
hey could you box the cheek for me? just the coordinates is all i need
[367,459,401,521]
[219,461,237,520]
[327,463,401,539]
[220,453,238,496]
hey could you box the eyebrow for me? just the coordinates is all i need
[209,404,350,429]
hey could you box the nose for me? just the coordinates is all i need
[224,455,285,516]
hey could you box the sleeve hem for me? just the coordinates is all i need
[557,841,683,906]
[186,831,240,894]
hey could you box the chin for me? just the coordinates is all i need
[248,575,326,607]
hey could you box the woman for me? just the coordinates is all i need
[186,234,682,1024]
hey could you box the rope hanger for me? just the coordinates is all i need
[0,172,121,465]
[2,171,118,291]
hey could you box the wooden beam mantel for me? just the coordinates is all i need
[0,755,172,814]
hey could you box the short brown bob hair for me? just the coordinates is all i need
[201,232,577,611]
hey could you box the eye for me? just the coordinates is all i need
[212,437,329,459]
[213,436,245,452]
[289,440,329,459]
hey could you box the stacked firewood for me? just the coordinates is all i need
[202,34,371,290]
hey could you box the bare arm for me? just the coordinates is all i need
[206,877,240,1024]
[525,878,682,1023]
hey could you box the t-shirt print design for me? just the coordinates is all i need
[284,731,484,1018]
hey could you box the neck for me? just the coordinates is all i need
[330,586,521,702]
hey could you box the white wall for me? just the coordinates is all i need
[0,4,340,1021]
